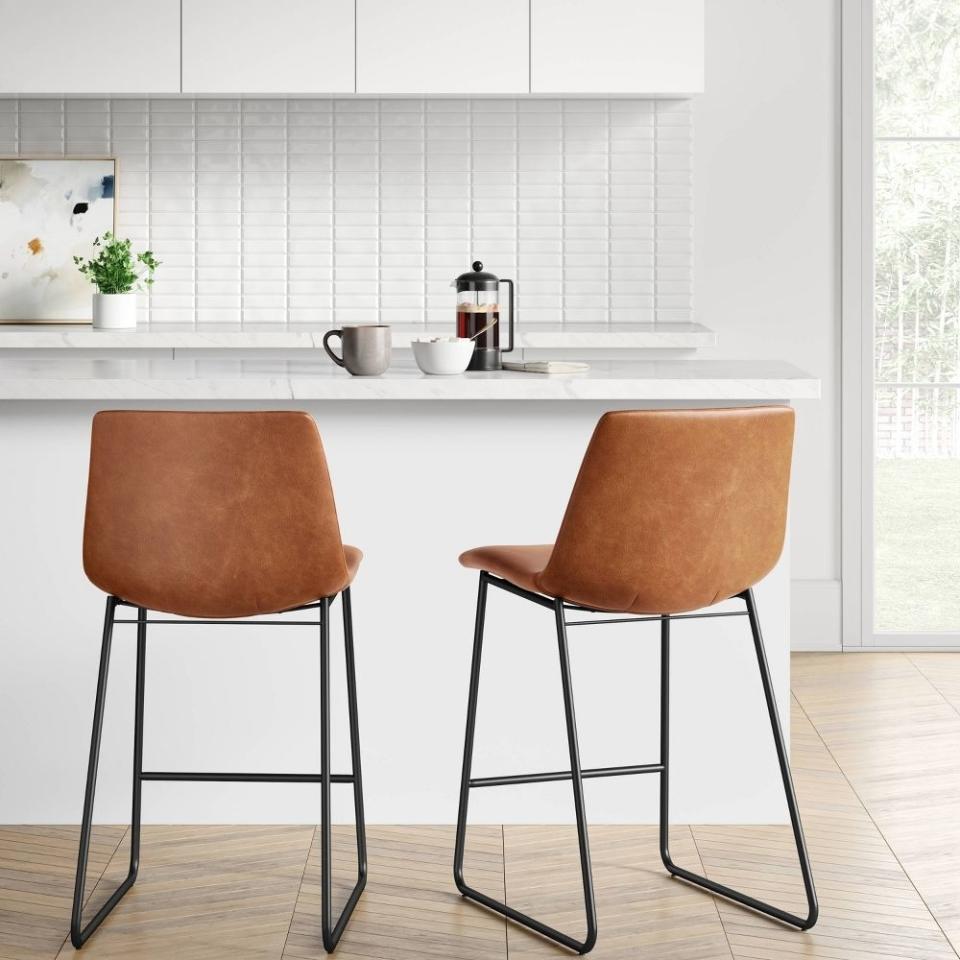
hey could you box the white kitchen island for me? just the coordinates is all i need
[0,331,818,829]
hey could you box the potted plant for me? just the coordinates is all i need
[74,233,160,330]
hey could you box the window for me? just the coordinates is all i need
[860,0,960,643]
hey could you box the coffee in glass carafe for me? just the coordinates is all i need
[454,261,515,371]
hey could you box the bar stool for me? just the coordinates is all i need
[71,411,366,952]
[453,406,818,955]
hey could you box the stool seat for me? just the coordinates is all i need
[83,411,365,619]
[106,545,364,617]
[461,408,796,616]
[343,544,363,585]
[459,544,552,597]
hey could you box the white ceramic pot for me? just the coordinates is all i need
[411,338,475,375]
[92,292,137,330]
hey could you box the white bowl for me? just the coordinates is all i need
[411,338,475,375]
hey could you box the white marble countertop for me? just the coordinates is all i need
[0,356,820,400]
[0,321,716,351]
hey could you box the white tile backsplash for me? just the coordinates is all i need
[0,98,691,328]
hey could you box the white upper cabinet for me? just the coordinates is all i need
[357,0,529,95]
[532,0,704,95]
[182,0,355,94]
[1,0,703,96]
[0,0,180,94]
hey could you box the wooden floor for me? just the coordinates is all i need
[3,653,960,960]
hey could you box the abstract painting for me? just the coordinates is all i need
[0,158,116,323]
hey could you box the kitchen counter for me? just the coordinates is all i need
[0,390,800,826]
[0,356,818,400]
[0,343,814,827]
[0,321,717,352]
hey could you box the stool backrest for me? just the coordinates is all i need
[83,411,349,618]
[538,406,795,614]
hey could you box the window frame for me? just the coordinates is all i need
[842,0,960,648]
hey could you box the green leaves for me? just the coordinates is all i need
[876,0,960,138]
[73,231,161,295]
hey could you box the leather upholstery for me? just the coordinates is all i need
[460,406,795,614]
[456,544,553,596]
[83,411,360,618]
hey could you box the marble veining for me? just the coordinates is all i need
[0,356,819,400]
[0,321,716,351]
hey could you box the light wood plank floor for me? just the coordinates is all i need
[3,653,959,960]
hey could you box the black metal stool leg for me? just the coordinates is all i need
[71,599,146,948]
[320,589,368,953]
[454,573,598,955]
[658,589,819,930]
[71,593,365,953]
[553,598,599,953]
[453,573,487,895]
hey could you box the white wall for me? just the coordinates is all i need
[694,0,841,649]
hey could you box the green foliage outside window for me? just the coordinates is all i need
[875,0,960,456]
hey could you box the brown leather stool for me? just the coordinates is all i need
[71,411,366,952]
[453,407,817,955]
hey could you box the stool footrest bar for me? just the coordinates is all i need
[470,763,662,788]
[140,771,354,784]
[564,610,748,627]
[114,619,322,625]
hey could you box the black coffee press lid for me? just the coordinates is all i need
[455,261,499,291]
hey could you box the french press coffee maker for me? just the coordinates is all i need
[455,261,515,371]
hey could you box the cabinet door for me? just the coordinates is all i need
[532,0,703,95]
[0,0,179,94]
[357,0,529,95]
[182,0,355,94]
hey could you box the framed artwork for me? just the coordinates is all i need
[0,157,117,324]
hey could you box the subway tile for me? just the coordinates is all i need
[0,95,690,327]
[197,293,241,309]
[380,295,424,311]
[19,100,63,119]
[334,293,378,310]
[286,293,330,310]
[290,279,332,295]
[150,308,196,323]
[380,254,426,271]
[380,279,423,296]
[244,295,287,312]
[611,307,655,323]
[561,307,607,324]
[656,308,693,323]
[197,253,241,270]
[289,212,333,231]
[242,307,286,323]
[195,308,239,324]
[242,263,285,282]
[289,307,334,324]
[289,100,333,114]
[655,294,693,310]
[197,269,241,288]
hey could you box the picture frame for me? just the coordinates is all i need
[0,156,118,324]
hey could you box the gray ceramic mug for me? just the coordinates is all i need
[323,324,391,377]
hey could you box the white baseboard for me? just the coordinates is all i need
[791,579,842,651]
